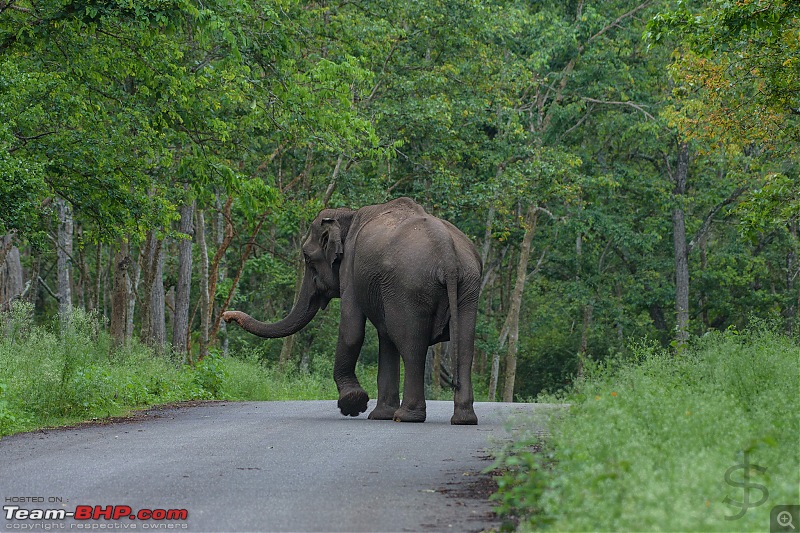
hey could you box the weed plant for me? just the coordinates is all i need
[0,303,378,436]
[492,327,800,532]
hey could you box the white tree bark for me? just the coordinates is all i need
[56,197,73,332]
[0,234,23,312]
[173,201,195,354]
[196,209,210,359]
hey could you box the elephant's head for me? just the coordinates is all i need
[222,208,355,338]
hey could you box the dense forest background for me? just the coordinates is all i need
[1,0,798,401]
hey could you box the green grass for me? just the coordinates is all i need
[216,352,378,401]
[492,327,800,532]
[0,302,378,436]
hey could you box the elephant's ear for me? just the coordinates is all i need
[320,218,344,267]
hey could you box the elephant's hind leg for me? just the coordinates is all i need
[391,333,429,423]
[368,334,401,420]
[450,299,478,425]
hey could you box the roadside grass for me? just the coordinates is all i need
[0,303,377,437]
[217,353,377,402]
[492,327,800,532]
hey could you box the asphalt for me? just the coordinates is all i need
[0,400,556,532]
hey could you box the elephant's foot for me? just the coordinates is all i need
[393,406,426,423]
[450,406,478,425]
[338,388,369,417]
[368,403,399,420]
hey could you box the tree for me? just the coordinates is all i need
[650,0,800,221]
[172,200,195,355]
[55,198,73,331]
[0,233,23,311]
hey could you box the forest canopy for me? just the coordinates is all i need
[1,0,798,400]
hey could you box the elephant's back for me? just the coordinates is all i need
[353,207,478,300]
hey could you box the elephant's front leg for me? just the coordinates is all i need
[368,335,401,420]
[334,297,369,417]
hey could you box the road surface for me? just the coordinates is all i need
[0,400,554,532]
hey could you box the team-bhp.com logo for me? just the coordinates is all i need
[4,505,188,528]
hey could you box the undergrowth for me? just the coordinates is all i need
[491,326,800,532]
[0,303,376,436]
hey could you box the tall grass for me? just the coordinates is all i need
[0,302,377,436]
[492,327,800,532]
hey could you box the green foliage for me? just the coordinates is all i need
[650,0,800,224]
[492,329,800,531]
[0,302,380,437]
[0,305,196,433]
[2,0,799,467]
[191,352,228,399]
[0,382,18,435]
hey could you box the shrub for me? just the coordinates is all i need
[0,302,380,436]
[492,328,800,532]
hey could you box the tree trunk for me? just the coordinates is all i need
[139,238,154,342]
[110,238,131,347]
[56,197,73,332]
[140,231,166,351]
[425,346,434,395]
[279,334,296,371]
[150,239,166,351]
[502,205,538,403]
[214,195,228,356]
[488,349,501,402]
[196,209,210,360]
[577,303,593,381]
[92,243,102,313]
[787,220,798,336]
[672,142,690,348]
[488,245,517,402]
[698,234,708,327]
[432,342,443,396]
[165,286,175,340]
[0,234,24,312]
[74,225,86,310]
[150,243,167,352]
[279,255,304,370]
[27,247,41,309]
[208,196,235,344]
[126,251,140,342]
[615,283,624,345]
[173,200,195,355]
[575,230,585,379]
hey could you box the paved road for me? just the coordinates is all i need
[0,400,554,532]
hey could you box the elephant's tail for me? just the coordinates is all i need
[445,250,461,392]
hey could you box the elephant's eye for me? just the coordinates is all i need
[303,252,312,266]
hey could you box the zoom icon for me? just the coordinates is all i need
[772,505,800,533]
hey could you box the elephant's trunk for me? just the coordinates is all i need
[222,269,321,338]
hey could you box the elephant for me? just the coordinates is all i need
[222,197,481,424]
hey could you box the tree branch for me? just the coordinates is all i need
[0,1,31,14]
[688,186,747,253]
[210,209,271,340]
[582,97,655,120]
[322,153,345,207]
[37,276,59,301]
[559,102,596,141]
[586,1,654,46]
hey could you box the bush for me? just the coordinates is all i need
[0,302,381,437]
[492,328,800,532]
[0,304,210,434]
